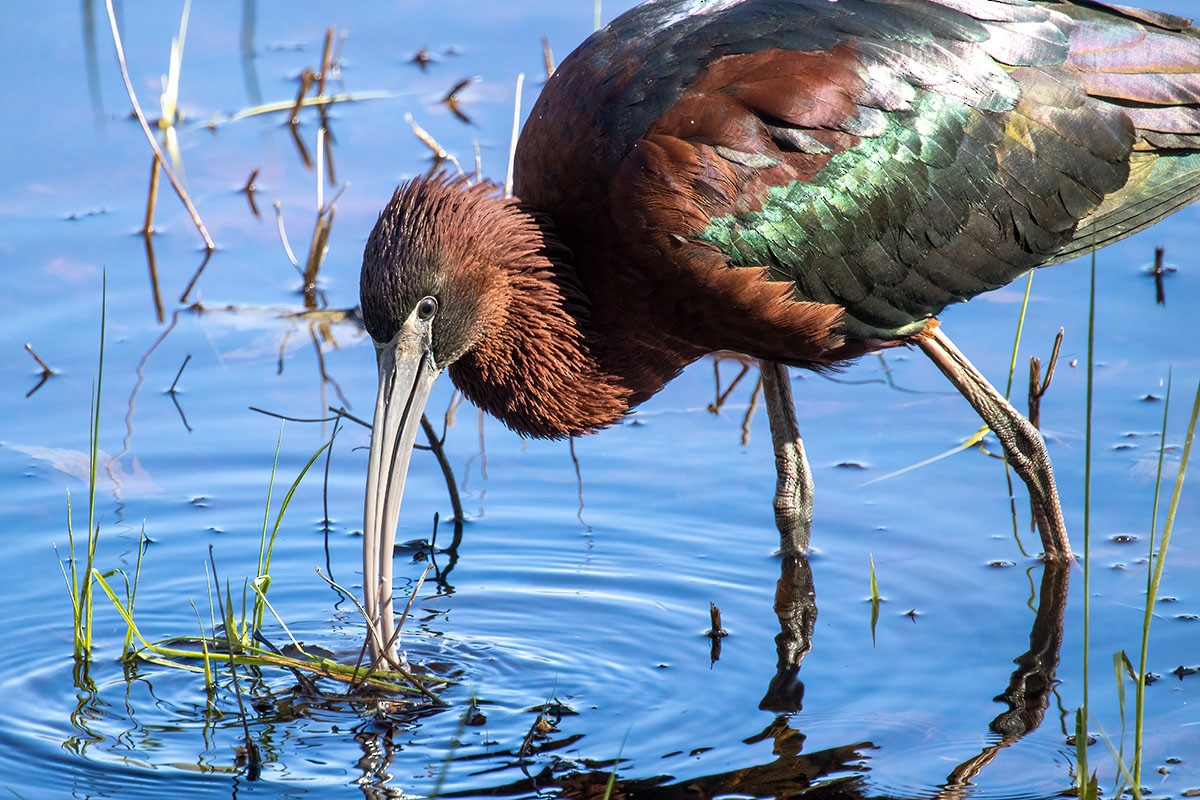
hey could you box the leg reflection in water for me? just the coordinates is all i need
[756,545,1071,794]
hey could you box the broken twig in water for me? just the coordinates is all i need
[441,77,475,125]
[1153,246,1167,306]
[708,601,728,663]
[708,602,729,640]
[168,354,192,395]
[1028,328,1064,433]
[242,168,261,218]
[24,343,56,398]
[24,343,55,376]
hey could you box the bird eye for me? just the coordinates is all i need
[417,296,438,320]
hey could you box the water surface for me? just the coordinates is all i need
[1,2,1198,798]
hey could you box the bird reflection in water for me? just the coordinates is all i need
[347,547,1070,799]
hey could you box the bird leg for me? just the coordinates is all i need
[760,360,813,554]
[916,325,1072,561]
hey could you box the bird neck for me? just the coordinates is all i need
[447,201,635,439]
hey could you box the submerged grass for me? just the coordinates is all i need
[91,549,439,695]
[93,430,436,696]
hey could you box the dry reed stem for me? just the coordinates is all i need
[289,69,315,126]
[143,155,160,236]
[313,568,445,703]
[406,113,463,173]
[168,354,191,394]
[273,200,303,272]
[178,249,214,303]
[542,36,555,79]
[317,27,334,97]
[505,73,525,198]
[104,0,215,251]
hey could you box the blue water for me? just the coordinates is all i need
[1,1,1198,798]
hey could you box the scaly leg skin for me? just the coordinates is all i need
[917,325,1073,562]
[760,361,813,555]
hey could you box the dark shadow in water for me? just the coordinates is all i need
[432,718,872,800]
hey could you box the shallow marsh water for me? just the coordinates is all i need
[2,1,1199,798]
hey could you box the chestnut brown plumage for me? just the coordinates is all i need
[362,178,633,438]
[360,0,1200,667]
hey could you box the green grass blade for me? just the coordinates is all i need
[1093,719,1140,800]
[74,274,107,660]
[1112,649,1128,788]
[1134,372,1172,787]
[256,427,284,579]
[122,527,149,657]
[1078,251,1096,793]
[251,583,308,657]
[603,728,632,800]
[1003,270,1035,400]
[189,599,214,692]
[252,435,332,631]
[868,554,881,646]
[1075,708,1093,798]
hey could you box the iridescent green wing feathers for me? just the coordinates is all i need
[639,0,1200,338]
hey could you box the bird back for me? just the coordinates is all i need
[515,0,1200,339]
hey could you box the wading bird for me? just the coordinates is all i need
[360,0,1200,666]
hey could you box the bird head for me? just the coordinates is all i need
[357,174,516,662]
[361,175,515,370]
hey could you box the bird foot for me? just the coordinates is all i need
[917,326,1072,561]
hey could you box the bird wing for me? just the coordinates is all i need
[519,0,1200,339]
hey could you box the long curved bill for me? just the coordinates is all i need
[362,318,441,667]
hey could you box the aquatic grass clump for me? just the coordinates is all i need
[1128,376,1200,788]
[57,279,107,664]
[1073,248,1200,798]
[1098,376,1200,800]
[91,567,444,697]
[60,284,445,699]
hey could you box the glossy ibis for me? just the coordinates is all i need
[360,0,1200,666]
